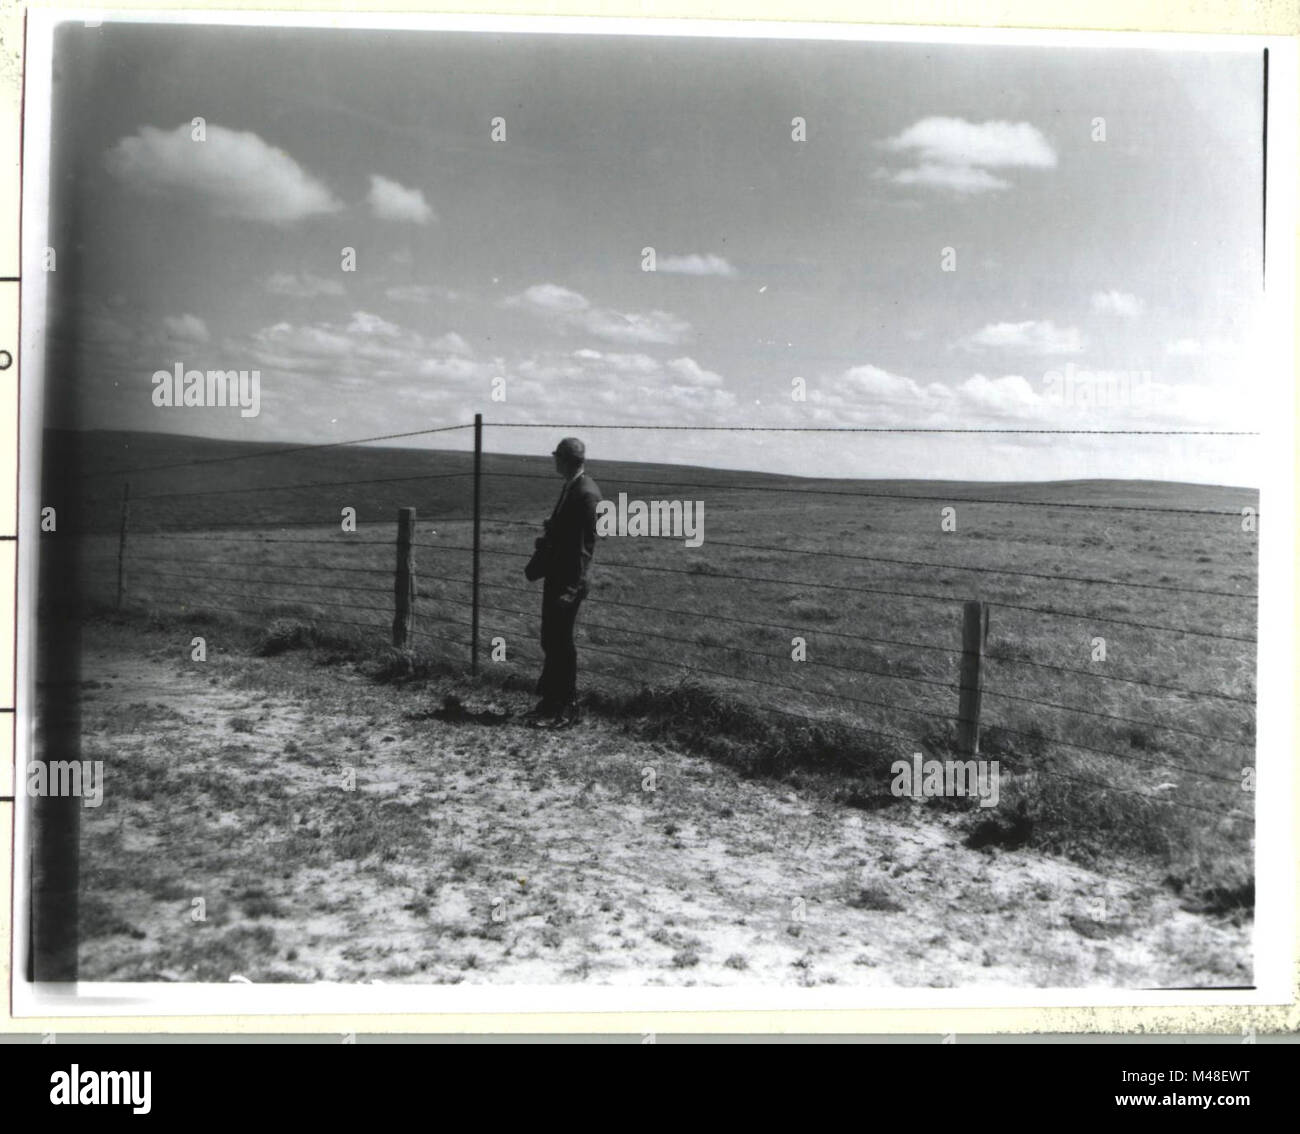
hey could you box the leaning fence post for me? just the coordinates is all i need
[115,481,130,610]
[393,506,415,648]
[471,412,482,676]
[957,600,988,755]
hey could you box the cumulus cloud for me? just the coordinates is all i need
[515,282,590,313]
[241,311,495,391]
[234,303,719,417]
[657,253,738,277]
[884,118,1057,168]
[498,349,732,417]
[806,359,1231,430]
[367,174,435,224]
[505,282,691,346]
[247,321,356,368]
[105,123,342,223]
[885,163,1012,194]
[957,373,1042,413]
[162,313,210,343]
[430,332,472,355]
[666,356,725,388]
[568,350,660,375]
[581,308,692,346]
[877,117,1056,195]
[345,311,401,337]
[828,368,1025,420]
[418,356,482,381]
[960,319,1083,355]
[251,312,401,365]
[1091,290,1143,318]
[832,364,953,414]
[264,272,345,299]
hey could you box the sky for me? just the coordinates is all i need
[38,21,1268,484]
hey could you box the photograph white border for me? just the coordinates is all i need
[12,6,1296,1020]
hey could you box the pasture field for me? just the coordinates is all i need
[42,427,1258,981]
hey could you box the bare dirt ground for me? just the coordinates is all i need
[74,620,1250,988]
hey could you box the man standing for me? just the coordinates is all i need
[525,437,601,727]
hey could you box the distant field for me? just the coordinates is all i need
[49,428,1259,906]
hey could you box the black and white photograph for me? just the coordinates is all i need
[14,11,1294,1014]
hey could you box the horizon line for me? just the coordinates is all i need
[62,425,1261,493]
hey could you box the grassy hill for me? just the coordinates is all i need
[52,427,1260,534]
[43,428,1259,909]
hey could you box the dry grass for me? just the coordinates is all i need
[60,432,1257,915]
[68,617,1252,985]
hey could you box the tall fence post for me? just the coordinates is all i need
[115,481,130,610]
[471,412,482,676]
[393,506,415,648]
[957,600,988,755]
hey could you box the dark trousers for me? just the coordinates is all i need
[537,585,583,706]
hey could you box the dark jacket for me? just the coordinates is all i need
[541,472,601,598]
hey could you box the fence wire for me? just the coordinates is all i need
[56,415,1258,826]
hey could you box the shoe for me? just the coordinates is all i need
[550,699,582,729]
[523,699,558,725]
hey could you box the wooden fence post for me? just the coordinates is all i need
[471,412,482,676]
[957,600,988,755]
[115,481,130,610]
[393,506,415,648]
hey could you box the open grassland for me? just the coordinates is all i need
[53,429,1258,916]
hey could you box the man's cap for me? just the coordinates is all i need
[553,437,585,462]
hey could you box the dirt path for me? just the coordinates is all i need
[73,622,1250,987]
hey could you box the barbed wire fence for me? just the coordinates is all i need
[63,414,1259,827]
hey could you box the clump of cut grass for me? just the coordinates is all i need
[593,679,901,785]
[255,618,366,658]
[847,883,904,913]
[256,619,320,657]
